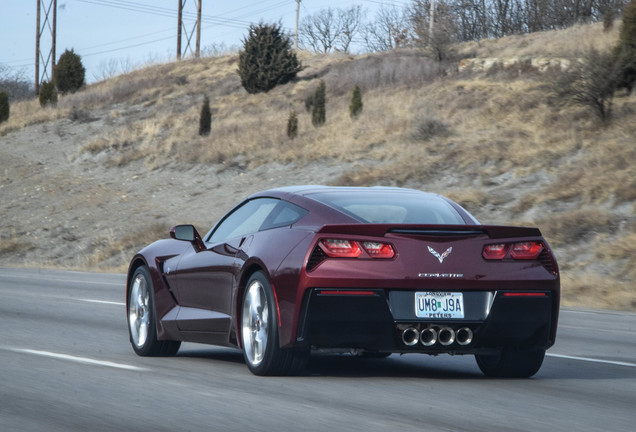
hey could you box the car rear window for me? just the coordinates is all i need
[309,191,466,225]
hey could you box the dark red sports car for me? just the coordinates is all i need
[126,186,559,377]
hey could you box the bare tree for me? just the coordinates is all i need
[300,6,365,53]
[411,1,460,59]
[408,0,629,43]
[355,0,630,54]
[553,48,624,122]
[338,6,365,53]
[94,57,136,82]
[0,64,32,101]
[364,5,413,52]
[300,7,338,53]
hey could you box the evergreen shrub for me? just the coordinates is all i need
[54,49,85,94]
[39,81,58,107]
[0,92,9,124]
[311,80,326,127]
[238,23,302,94]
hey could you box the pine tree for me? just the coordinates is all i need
[615,0,636,92]
[238,23,302,94]
[54,49,85,94]
[287,110,298,139]
[199,95,212,136]
[311,80,326,127]
[0,92,9,124]
[349,85,363,118]
[39,81,58,107]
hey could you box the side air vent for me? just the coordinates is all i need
[306,245,328,272]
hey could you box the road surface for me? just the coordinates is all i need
[1,267,634,431]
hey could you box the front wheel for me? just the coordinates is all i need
[127,266,180,357]
[241,271,307,376]
[475,348,545,378]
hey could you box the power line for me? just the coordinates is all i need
[7,1,386,74]
[75,0,282,30]
[70,0,295,57]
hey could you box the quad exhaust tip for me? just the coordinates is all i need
[401,327,419,346]
[438,327,456,346]
[400,326,473,347]
[419,327,437,347]
[456,327,473,346]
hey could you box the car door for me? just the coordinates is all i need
[173,198,280,333]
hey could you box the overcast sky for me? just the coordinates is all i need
[1,0,409,84]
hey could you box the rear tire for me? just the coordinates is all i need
[475,348,545,378]
[127,266,181,357]
[241,271,307,376]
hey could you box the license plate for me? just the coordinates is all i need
[415,292,464,319]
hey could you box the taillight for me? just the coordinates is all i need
[483,241,544,260]
[317,239,395,259]
[482,243,508,259]
[510,242,544,259]
[319,239,361,258]
[361,241,395,259]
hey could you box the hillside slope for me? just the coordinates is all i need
[1,22,634,310]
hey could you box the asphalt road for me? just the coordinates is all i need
[1,267,635,432]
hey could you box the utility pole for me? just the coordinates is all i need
[177,0,202,60]
[295,0,301,51]
[428,0,435,43]
[177,0,183,59]
[35,0,57,94]
[196,0,202,58]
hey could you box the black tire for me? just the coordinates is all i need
[241,271,307,376]
[127,266,181,357]
[475,348,545,378]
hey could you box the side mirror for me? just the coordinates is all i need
[171,224,195,242]
[170,225,205,252]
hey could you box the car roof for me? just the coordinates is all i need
[254,185,441,198]
[247,185,478,226]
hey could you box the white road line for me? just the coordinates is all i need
[2,347,148,371]
[79,299,126,306]
[0,271,123,286]
[547,353,636,368]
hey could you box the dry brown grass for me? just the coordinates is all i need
[562,273,636,310]
[457,21,620,59]
[0,237,34,256]
[444,189,490,209]
[87,223,171,271]
[538,209,619,246]
[0,99,69,136]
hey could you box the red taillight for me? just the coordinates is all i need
[317,239,395,259]
[361,241,395,259]
[510,242,544,259]
[483,241,544,260]
[483,243,508,259]
[319,239,361,258]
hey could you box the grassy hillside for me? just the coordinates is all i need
[1,21,634,310]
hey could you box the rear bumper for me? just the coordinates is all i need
[296,288,557,354]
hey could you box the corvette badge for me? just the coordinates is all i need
[428,246,452,263]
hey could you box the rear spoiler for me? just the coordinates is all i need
[316,224,542,239]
